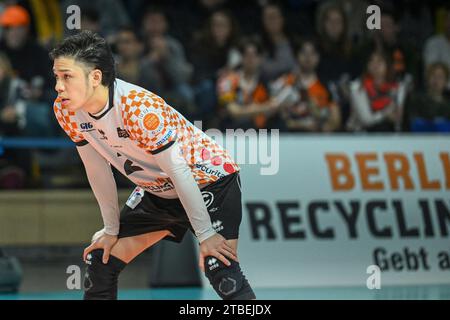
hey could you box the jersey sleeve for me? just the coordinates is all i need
[53,99,88,146]
[121,91,178,155]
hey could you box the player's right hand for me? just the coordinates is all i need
[198,233,238,272]
[83,233,118,264]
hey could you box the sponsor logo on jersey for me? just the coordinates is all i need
[98,129,108,140]
[195,164,226,179]
[143,113,160,131]
[138,108,164,134]
[124,159,144,176]
[80,122,95,132]
[201,191,214,208]
[155,129,174,147]
[138,178,175,193]
[117,127,130,138]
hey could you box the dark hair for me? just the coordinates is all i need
[364,50,394,82]
[316,1,351,56]
[80,6,100,23]
[260,2,292,59]
[117,25,141,42]
[49,30,116,87]
[237,35,263,55]
[199,9,239,48]
[142,5,167,20]
[292,36,319,56]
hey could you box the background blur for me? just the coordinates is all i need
[0,0,449,300]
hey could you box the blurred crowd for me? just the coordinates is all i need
[0,0,449,189]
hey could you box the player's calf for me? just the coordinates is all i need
[83,249,127,300]
[204,256,256,300]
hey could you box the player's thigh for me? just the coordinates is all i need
[111,230,172,263]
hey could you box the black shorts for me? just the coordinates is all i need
[118,172,242,243]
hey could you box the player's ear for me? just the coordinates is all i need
[90,69,103,88]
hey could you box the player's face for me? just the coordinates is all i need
[53,57,95,111]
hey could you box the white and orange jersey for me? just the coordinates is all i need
[54,78,239,198]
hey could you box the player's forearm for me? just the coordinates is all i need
[77,145,120,236]
[169,164,216,242]
[153,142,216,243]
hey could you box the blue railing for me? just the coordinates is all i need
[0,137,75,155]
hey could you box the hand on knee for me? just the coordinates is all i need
[204,256,256,300]
[83,249,127,300]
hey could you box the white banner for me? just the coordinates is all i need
[223,134,450,288]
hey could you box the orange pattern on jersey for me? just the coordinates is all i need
[143,113,160,131]
[53,97,85,143]
[121,90,239,184]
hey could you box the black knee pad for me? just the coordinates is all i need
[204,256,256,300]
[83,249,127,300]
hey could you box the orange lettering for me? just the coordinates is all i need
[325,154,354,191]
[440,153,450,189]
[355,153,383,190]
[384,153,414,190]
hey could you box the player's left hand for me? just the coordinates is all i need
[198,233,238,272]
[83,233,118,264]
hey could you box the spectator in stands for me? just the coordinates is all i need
[397,0,433,54]
[423,5,450,88]
[0,5,54,104]
[140,6,195,118]
[0,4,57,136]
[332,0,370,46]
[355,6,419,83]
[260,3,296,82]
[0,53,23,136]
[216,37,282,130]
[316,1,356,85]
[60,0,130,41]
[271,37,341,132]
[403,62,450,132]
[114,26,144,85]
[188,9,240,123]
[78,6,102,35]
[169,0,230,47]
[0,53,26,189]
[346,50,409,132]
[3,0,64,49]
[315,0,356,127]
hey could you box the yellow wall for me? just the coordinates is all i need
[0,190,130,245]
